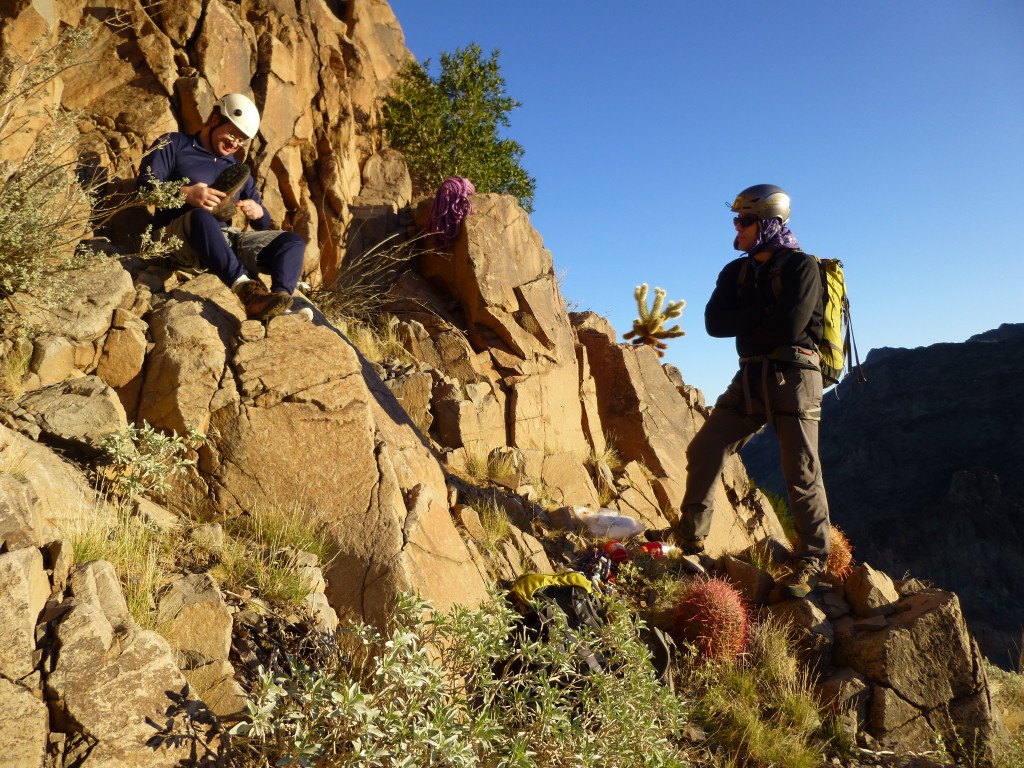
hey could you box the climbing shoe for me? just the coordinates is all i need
[778,558,822,599]
[210,162,250,221]
[234,279,292,321]
[644,527,705,556]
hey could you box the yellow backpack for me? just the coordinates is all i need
[742,250,865,388]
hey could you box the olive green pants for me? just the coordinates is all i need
[678,363,831,565]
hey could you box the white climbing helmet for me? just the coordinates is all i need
[213,93,260,139]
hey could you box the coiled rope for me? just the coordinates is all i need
[427,176,476,245]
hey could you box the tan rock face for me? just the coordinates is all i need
[15,376,127,449]
[19,260,135,345]
[0,547,50,681]
[0,676,47,768]
[204,311,488,628]
[0,426,95,535]
[420,194,590,457]
[157,573,233,663]
[47,562,219,765]
[137,276,237,436]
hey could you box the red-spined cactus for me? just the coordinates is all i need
[673,577,750,662]
[825,526,854,583]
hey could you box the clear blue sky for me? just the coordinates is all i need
[387,1,1024,399]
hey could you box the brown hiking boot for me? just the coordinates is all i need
[778,558,822,599]
[210,162,250,221]
[643,527,705,556]
[234,279,292,320]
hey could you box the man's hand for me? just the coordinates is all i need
[182,183,225,211]
[236,199,264,221]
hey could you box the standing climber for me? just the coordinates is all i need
[650,184,830,598]
[138,93,306,321]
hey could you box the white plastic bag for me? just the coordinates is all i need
[574,507,645,539]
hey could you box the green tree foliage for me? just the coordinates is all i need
[382,43,537,212]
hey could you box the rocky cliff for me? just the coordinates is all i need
[741,324,1024,666]
[0,0,1009,764]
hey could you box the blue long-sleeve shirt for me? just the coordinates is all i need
[138,132,270,230]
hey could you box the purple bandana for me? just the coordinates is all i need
[734,217,801,254]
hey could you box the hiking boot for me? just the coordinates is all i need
[777,558,822,599]
[643,527,705,556]
[210,162,250,221]
[234,279,292,320]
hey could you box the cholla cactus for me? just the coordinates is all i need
[622,284,685,357]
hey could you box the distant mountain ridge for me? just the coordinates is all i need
[740,323,1024,666]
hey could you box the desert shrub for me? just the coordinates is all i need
[229,591,691,767]
[382,43,536,212]
[98,421,204,499]
[0,27,183,311]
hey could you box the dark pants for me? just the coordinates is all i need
[162,209,304,294]
[678,363,831,565]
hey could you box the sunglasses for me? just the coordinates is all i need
[222,132,247,146]
[733,214,759,228]
[217,123,248,146]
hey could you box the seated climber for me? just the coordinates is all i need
[138,93,305,321]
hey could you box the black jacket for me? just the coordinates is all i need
[705,249,823,359]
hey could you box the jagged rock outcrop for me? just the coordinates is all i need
[0,0,413,288]
[0,0,1007,762]
[741,324,1024,664]
[715,555,1004,763]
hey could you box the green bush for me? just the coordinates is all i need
[98,421,204,499]
[229,591,691,767]
[382,43,536,212]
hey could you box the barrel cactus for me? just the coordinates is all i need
[786,526,854,584]
[672,577,750,662]
[825,526,854,583]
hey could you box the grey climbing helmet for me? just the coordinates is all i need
[730,184,791,225]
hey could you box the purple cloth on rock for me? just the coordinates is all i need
[428,177,476,245]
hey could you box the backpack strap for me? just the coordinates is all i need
[841,294,868,385]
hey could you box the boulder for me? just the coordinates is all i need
[845,562,900,617]
[137,275,237,436]
[0,676,47,768]
[0,547,50,681]
[0,425,96,535]
[721,555,773,606]
[420,194,590,457]
[14,376,127,451]
[765,597,834,678]
[833,587,1001,759]
[18,259,134,344]
[29,336,76,386]
[203,309,488,628]
[0,474,50,551]
[46,561,222,765]
[157,573,233,663]
[96,308,149,389]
